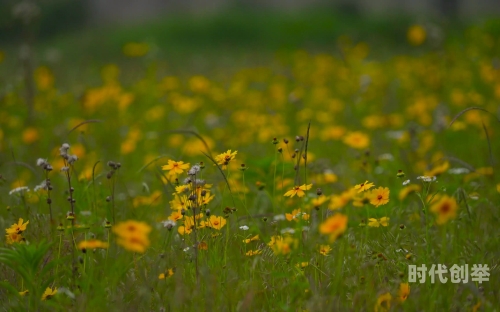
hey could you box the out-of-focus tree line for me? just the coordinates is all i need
[0,0,499,43]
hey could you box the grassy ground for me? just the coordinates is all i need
[0,11,500,311]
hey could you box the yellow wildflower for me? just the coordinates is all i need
[284,184,312,198]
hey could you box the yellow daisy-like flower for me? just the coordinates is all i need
[175,184,191,194]
[6,218,29,234]
[245,249,262,256]
[197,241,208,250]
[375,292,392,312]
[41,287,57,301]
[430,195,458,224]
[269,235,298,255]
[424,161,449,177]
[243,234,259,244]
[19,290,29,296]
[77,239,109,250]
[113,220,152,253]
[296,262,309,269]
[369,187,390,207]
[311,195,329,209]
[168,210,183,222]
[398,282,410,302]
[407,24,426,46]
[202,215,227,230]
[113,220,151,238]
[5,232,24,244]
[284,184,312,198]
[319,214,348,243]
[214,150,237,167]
[285,209,310,221]
[319,244,332,256]
[159,268,174,279]
[399,184,421,200]
[354,180,375,193]
[329,189,356,210]
[178,215,197,235]
[343,131,370,149]
[368,217,390,227]
[162,160,190,176]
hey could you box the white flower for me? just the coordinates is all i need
[161,220,176,228]
[57,287,75,299]
[378,153,394,161]
[386,130,406,140]
[59,143,70,156]
[239,225,249,231]
[34,180,48,192]
[402,179,410,186]
[417,176,436,182]
[183,247,190,252]
[280,228,295,234]
[273,214,286,221]
[67,155,78,165]
[188,165,201,176]
[36,158,48,167]
[9,186,30,195]
[448,168,470,175]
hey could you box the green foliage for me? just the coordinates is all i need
[0,240,55,308]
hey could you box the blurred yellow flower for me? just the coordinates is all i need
[35,66,54,90]
[78,239,109,250]
[424,161,449,177]
[329,189,356,210]
[168,210,183,222]
[19,289,29,296]
[311,195,329,210]
[22,127,39,144]
[319,244,332,256]
[6,232,24,244]
[113,220,152,253]
[399,184,421,200]
[375,292,392,312]
[245,249,262,256]
[319,214,348,242]
[407,25,426,46]
[343,131,370,149]
[398,282,410,302]
[286,209,310,221]
[159,268,174,279]
[41,287,57,301]
[123,42,149,57]
[368,217,389,227]
[430,195,457,224]
[268,235,298,255]
[243,234,259,244]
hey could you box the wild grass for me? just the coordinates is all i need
[0,15,499,311]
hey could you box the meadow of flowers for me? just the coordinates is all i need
[1,20,499,311]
